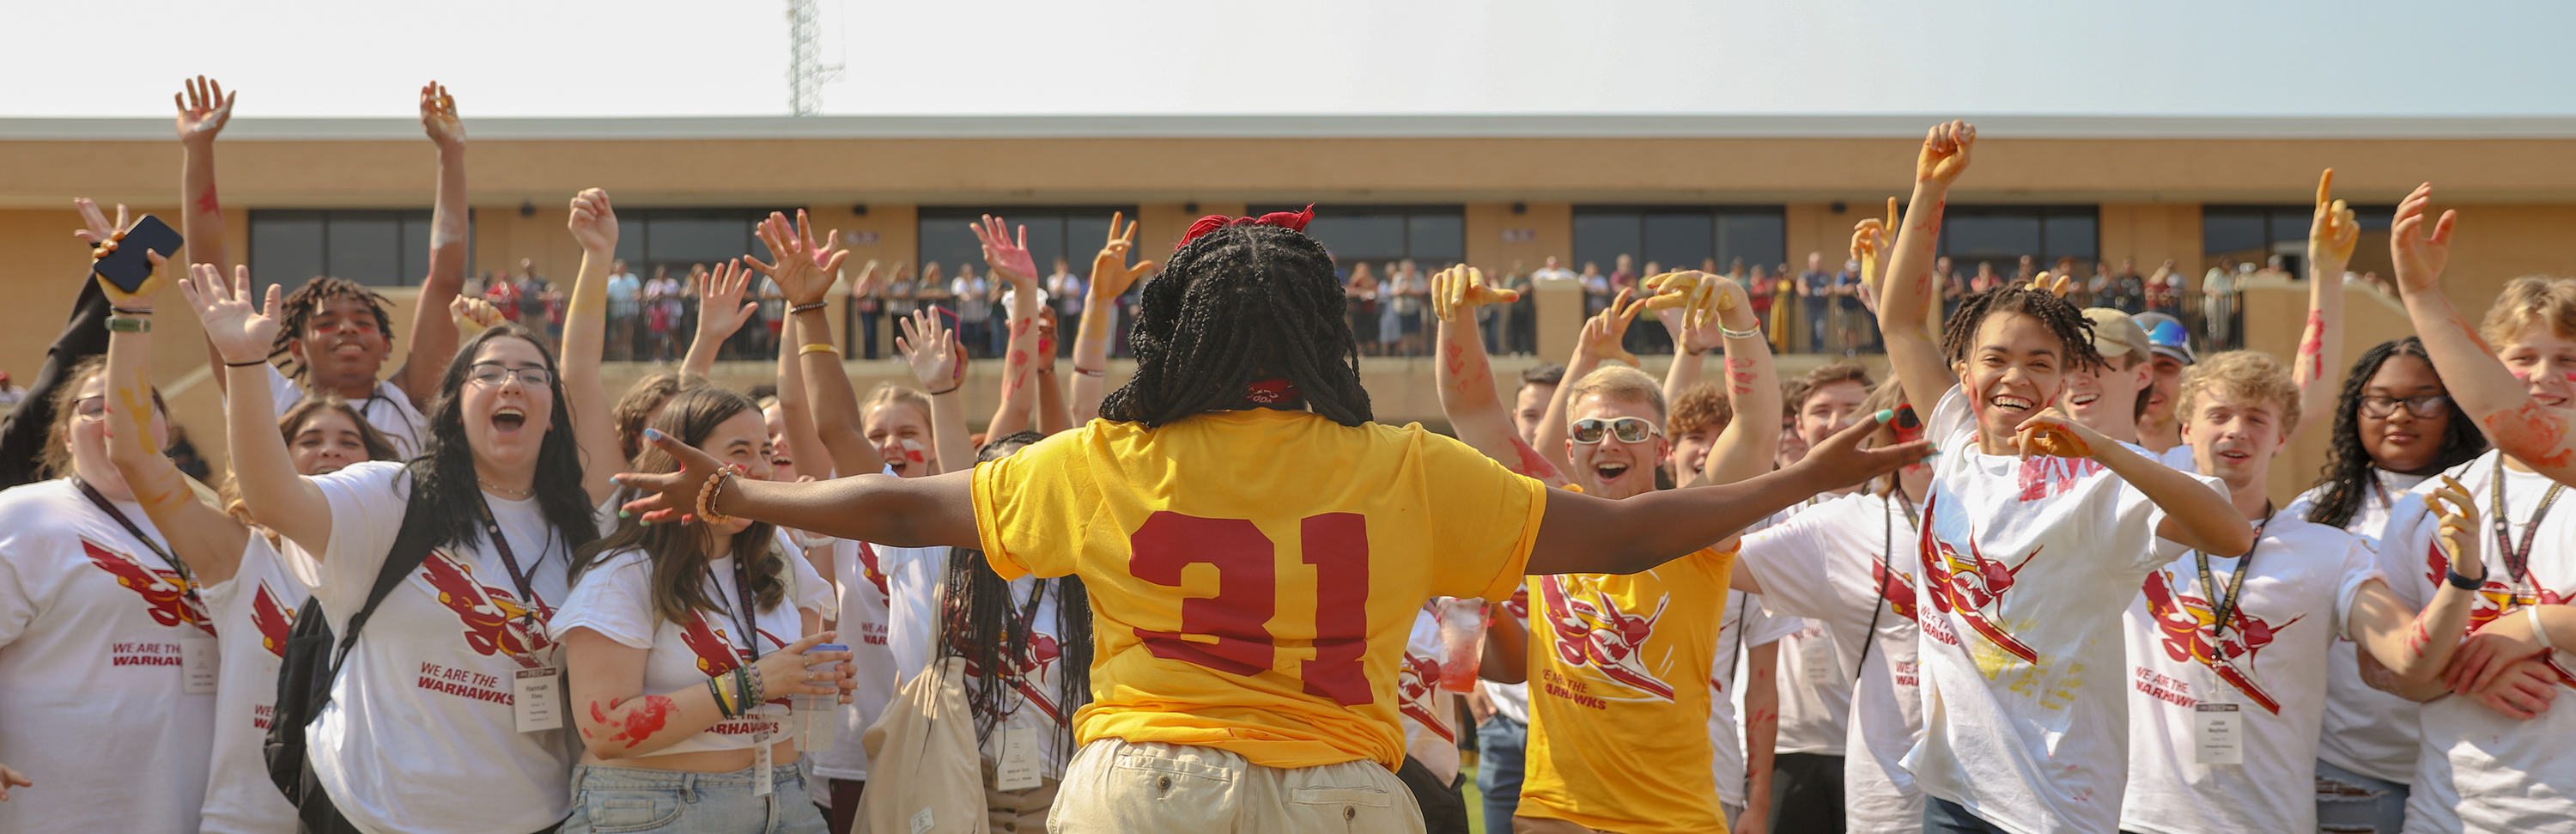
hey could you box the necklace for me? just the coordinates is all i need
[479,479,533,499]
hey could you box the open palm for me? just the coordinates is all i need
[178,264,282,364]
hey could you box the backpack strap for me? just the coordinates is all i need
[327,469,444,677]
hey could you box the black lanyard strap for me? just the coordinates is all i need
[710,551,767,663]
[472,492,546,613]
[1855,487,1919,679]
[74,478,202,607]
[2491,456,2567,591]
[2195,505,2274,655]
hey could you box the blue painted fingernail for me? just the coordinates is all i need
[644,428,664,441]
[1876,409,1896,423]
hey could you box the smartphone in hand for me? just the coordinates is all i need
[94,215,184,293]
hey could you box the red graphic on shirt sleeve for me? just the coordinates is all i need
[252,581,296,659]
[81,538,216,636]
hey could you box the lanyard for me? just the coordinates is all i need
[709,555,767,664]
[72,478,202,608]
[1855,487,1920,679]
[471,493,547,615]
[2491,456,2567,591]
[2195,506,2274,654]
[2368,475,2392,514]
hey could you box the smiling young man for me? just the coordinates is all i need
[2063,307,2158,447]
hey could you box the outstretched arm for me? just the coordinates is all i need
[1431,265,1564,484]
[1740,641,1780,834]
[975,216,1047,439]
[562,190,623,504]
[1071,212,1154,423]
[1880,121,1976,417]
[394,82,468,408]
[2389,183,2576,483]
[2348,480,2488,692]
[615,430,979,548]
[182,265,332,554]
[100,259,251,586]
[2293,169,2359,442]
[174,77,239,393]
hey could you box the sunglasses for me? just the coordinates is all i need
[1890,405,1923,443]
[1572,417,1662,445]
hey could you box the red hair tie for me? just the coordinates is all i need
[1176,204,1315,251]
[1244,378,1301,405]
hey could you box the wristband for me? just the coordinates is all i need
[2530,605,2557,655]
[112,307,154,316]
[789,301,829,314]
[798,343,841,356]
[1072,367,1106,378]
[927,382,961,396]
[708,675,737,718]
[224,358,270,368]
[1718,323,1764,341]
[105,316,151,333]
[2446,565,2486,591]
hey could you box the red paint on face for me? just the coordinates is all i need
[612,695,677,748]
[905,448,927,464]
[2482,404,2575,469]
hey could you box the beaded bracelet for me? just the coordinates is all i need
[696,468,738,526]
[733,666,758,713]
[1717,323,1764,341]
[789,301,830,314]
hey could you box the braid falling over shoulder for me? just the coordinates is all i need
[1099,222,1373,428]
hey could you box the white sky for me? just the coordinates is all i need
[3,0,2568,118]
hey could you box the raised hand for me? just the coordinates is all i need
[2391,183,2457,295]
[419,81,465,150]
[95,251,172,312]
[972,215,1038,291]
[896,308,964,391]
[1579,289,1649,367]
[746,210,848,306]
[567,188,618,254]
[696,259,762,343]
[1795,409,1935,493]
[1916,120,1977,186]
[1088,211,1157,303]
[613,428,725,525]
[177,263,283,365]
[1431,265,1521,323]
[2427,476,2482,579]
[72,198,131,247]
[1643,271,1749,353]
[2011,405,2105,460]
[450,295,503,337]
[2310,168,2359,269]
[174,76,234,144]
[2024,271,2073,298]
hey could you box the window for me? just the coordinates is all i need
[1248,204,1465,270]
[2202,204,2393,277]
[610,208,779,280]
[248,209,464,288]
[1572,206,1785,276]
[915,206,1138,283]
[1937,205,2098,277]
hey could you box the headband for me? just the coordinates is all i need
[1176,204,1315,250]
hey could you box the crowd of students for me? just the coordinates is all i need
[0,80,2573,834]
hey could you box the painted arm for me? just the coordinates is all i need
[1537,290,1644,476]
[975,216,1046,439]
[1034,325,1071,435]
[2389,183,2576,482]
[1656,275,1778,487]
[175,77,240,395]
[180,265,333,555]
[2349,480,2488,690]
[773,317,830,479]
[894,309,975,476]
[614,435,980,549]
[562,190,623,504]
[394,82,468,408]
[100,262,250,586]
[564,628,849,761]
[682,260,759,377]
[2010,408,2254,556]
[2293,169,2360,442]
[1071,212,1154,423]
[1740,641,1780,834]
[1880,121,1976,417]
[748,212,882,481]
[1430,265,1564,484]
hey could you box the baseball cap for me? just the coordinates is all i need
[2131,312,2196,365]
[2081,307,2154,363]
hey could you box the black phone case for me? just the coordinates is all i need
[94,215,185,294]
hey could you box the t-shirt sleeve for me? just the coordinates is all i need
[302,461,412,614]
[2113,469,2228,574]
[1927,385,1976,453]
[1740,592,1802,646]
[973,431,1090,581]
[785,539,835,614]
[2374,492,2441,610]
[550,552,657,649]
[1417,433,1549,602]
[2330,533,2389,641]
[1737,514,1833,620]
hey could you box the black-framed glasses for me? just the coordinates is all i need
[1572,417,1662,445]
[467,362,553,388]
[72,396,106,420]
[2358,393,2449,419]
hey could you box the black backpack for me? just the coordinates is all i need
[263,484,440,815]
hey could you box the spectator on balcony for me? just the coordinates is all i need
[606,259,641,361]
[1798,252,1832,353]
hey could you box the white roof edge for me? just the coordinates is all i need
[7,114,2576,141]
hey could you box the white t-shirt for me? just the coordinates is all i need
[552,546,831,756]
[1740,490,1929,834]
[1770,618,1850,757]
[881,545,950,685]
[294,461,608,834]
[2117,514,2382,834]
[0,478,217,834]
[2387,452,2576,834]
[199,535,309,834]
[954,570,1075,780]
[2287,471,2432,783]
[1903,385,2215,834]
[1399,605,1464,786]
[265,365,427,460]
[1710,588,1800,809]
[811,538,900,782]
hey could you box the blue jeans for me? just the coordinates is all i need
[2316,758,2409,834]
[1923,796,2014,834]
[562,762,828,834]
[1476,715,1527,834]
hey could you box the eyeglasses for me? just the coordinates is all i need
[2359,393,2449,419]
[1571,417,1662,444]
[73,396,106,421]
[467,362,553,388]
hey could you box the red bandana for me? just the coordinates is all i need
[1176,204,1315,250]
[1244,378,1301,405]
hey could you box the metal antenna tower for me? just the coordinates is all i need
[787,0,841,116]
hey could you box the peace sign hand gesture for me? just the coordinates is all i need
[1089,211,1157,303]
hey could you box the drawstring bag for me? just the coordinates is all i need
[853,656,987,834]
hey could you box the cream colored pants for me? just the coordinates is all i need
[1047,739,1424,834]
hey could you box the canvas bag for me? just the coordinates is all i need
[853,656,987,834]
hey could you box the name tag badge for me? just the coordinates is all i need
[1801,635,1832,685]
[995,727,1043,792]
[2194,702,2243,765]
[180,634,219,695]
[513,667,562,733]
[752,721,775,797]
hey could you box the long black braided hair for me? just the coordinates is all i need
[1099,222,1373,427]
[2304,338,2488,530]
[1937,285,2106,372]
[939,431,1093,757]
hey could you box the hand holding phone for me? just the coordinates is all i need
[93,214,184,295]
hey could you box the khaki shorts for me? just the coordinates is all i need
[1048,739,1423,834]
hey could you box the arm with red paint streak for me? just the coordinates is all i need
[1677,276,1778,488]
[1739,641,1780,834]
[2293,169,2360,442]
[562,628,850,761]
[2348,479,2482,679]
[175,76,239,393]
[2391,184,2576,481]
[1430,266,1565,485]
[977,216,1046,439]
[1880,120,1976,420]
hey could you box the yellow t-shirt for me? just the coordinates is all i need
[1518,545,1737,834]
[972,410,1548,770]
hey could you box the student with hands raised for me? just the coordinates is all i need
[1068,212,1157,423]
[2386,183,2576,487]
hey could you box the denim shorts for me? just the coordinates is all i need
[562,761,828,834]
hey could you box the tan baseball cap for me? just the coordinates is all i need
[2082,307,2153,362]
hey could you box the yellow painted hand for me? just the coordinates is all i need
[1582,289,1649,367]
[2024,271,2073,299]
[1432,265,1519,323]
[2427,476,2482,573]
[450,295,503,338]
[2311,168,2360,268]
[2011,406,2101,460]
[1644,271,1749,353]
[1917,120,1978,186]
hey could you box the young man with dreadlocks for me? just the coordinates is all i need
[199,82,471,459]
[1876,121,2251,834]
[617,207,1927,833]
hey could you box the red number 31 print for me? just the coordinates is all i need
[1129,511,1375,706]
